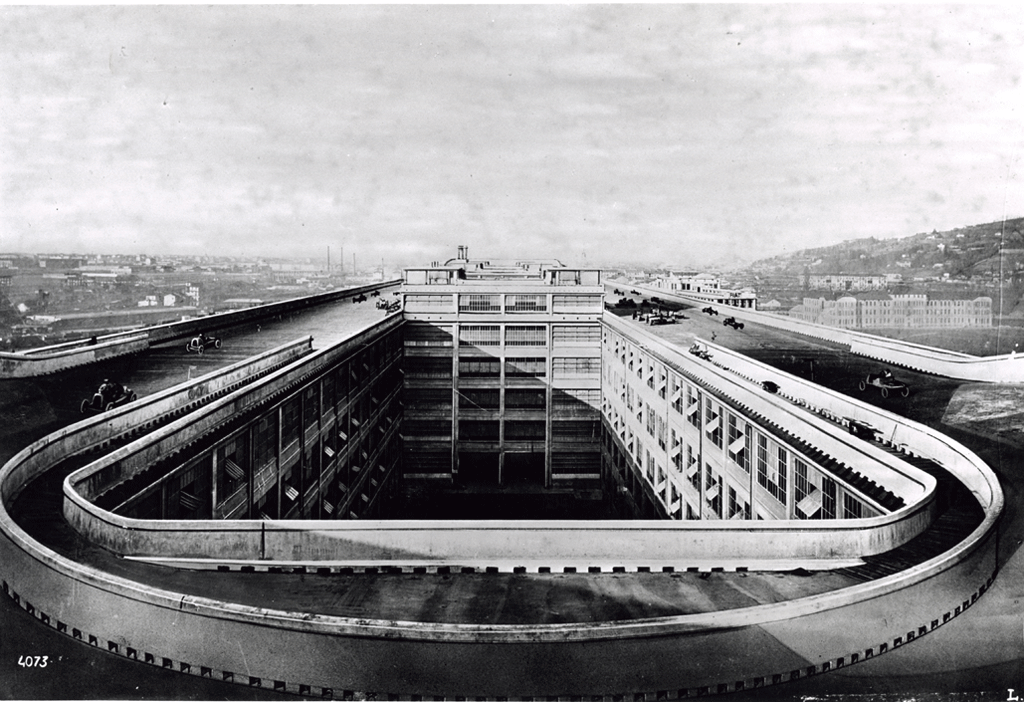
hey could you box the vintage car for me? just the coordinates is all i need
[186,333,221,355]
[858,370,910,398]
[702,306,718,316]
[723,316,744,330]
[353,293,368,303]
[81,381,137,414]
[646,314,675,325]
[688,343,712,361]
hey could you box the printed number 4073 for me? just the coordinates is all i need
[18,655,48,668]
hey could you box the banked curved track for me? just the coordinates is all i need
[0,322,1004,700]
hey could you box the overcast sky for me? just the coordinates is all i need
[1,5,1022,269]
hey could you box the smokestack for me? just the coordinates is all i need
[457,245,468,261]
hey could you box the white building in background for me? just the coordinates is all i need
[790,292,992,329]
[806,273,892,292]
[651,271,757,309]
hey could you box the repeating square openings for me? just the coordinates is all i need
[505,294,547,313]
[459,294,501,314]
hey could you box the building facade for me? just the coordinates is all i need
[807,273,894,292]
[401,250,605,489]
[652,271,757,309]
[601,322,898,521]
[791,293,992,329]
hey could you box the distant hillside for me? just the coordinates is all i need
[740,217,1024,283]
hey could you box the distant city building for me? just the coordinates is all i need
[790,292,992,329]
[651,272,757,309]
[806,272,898,292]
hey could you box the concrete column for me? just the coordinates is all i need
[210,449,219,518]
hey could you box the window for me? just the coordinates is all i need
[406,356,454,379]
[793,458,823,519]
[403,323,452,347]
[460,325,501,346]
[843,493,864,519]
[552,389,600,411]
[822,476,837,518]
[552,325,601,344]
[458,420,500,440]
[551,420,600,443]
[552,294,602,311]
[505,357,546,377]
[686,445,700,490]
[459,389,499,410]
[705,464,722,518]
[402,420,452,439]
[404,294,453,312]
[686,386,701,429]
[506,389,546,409]
[405,388,453,410]
[756,434,786,504]
[727,414,749,472]
[553,357,600,377]
[705,401,722,448]
[505,325,547,346]
[670,377,684,414]
[458,358,501,377]
[506,294,547,313]
[505,421,546,440]
[459,294,501,313]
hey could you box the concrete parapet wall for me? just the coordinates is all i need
[1,337,313,509]
[0,334,150,378]
[0,280,399,379]
[691,336,1000,510]
[634,283,1024,382]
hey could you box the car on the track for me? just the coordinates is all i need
[353,293,368,303]
[647,314,675,326]
[723,316,744,330]
[186,333,221,355]
[688,343,712,361]
[81,381,137,414]
[702,306,718,316]
[858,370,910,398]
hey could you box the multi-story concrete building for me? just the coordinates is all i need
[401,247,604,490]
[601,319,900,521]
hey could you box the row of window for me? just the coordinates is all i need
[404,323,602,347]
[404,293,603,313]
[406,387,601,411]
[403,419,600,442]
[405,356,601,378]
